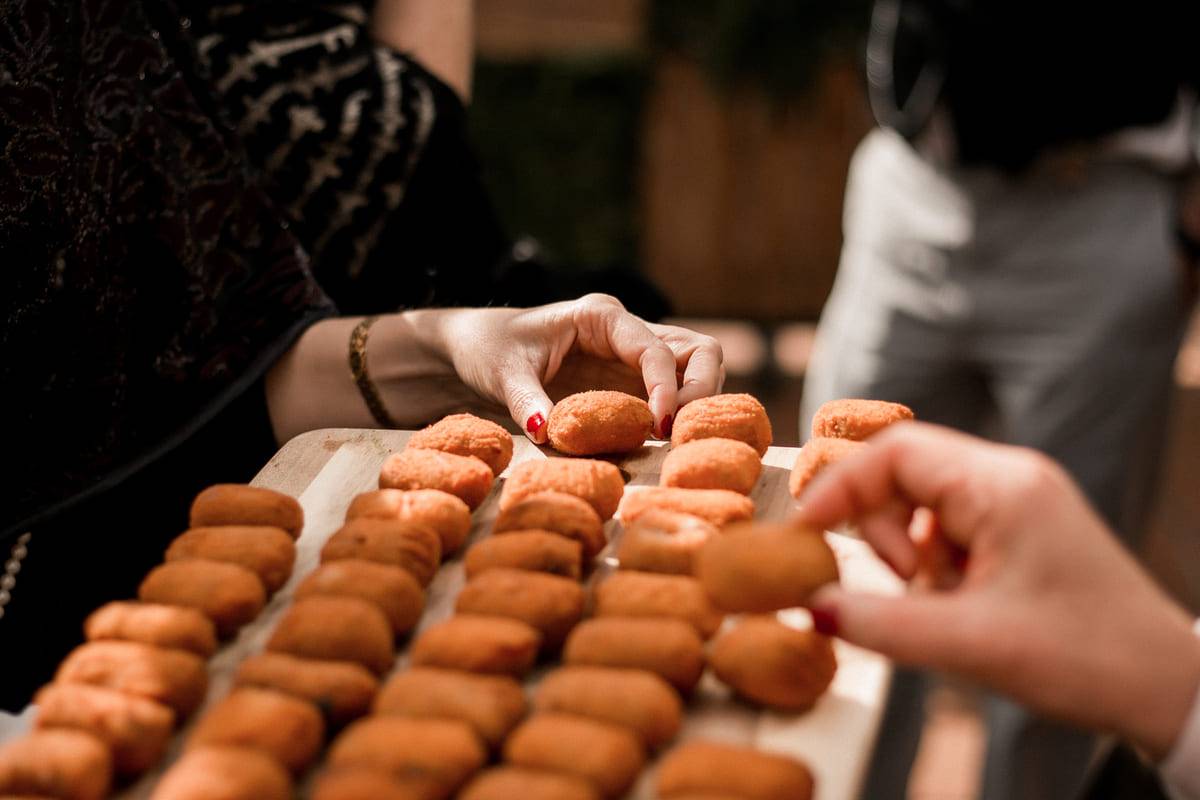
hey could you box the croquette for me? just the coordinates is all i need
[810,398,914,441]
[593,571,724,639]
[494,490,607,560]
[409,615,541,677]
[345,488,472,556]
[460,767,600,800]
[233,652,379,729]
[547,390,653,455]
[406,413,514,476]
[267,596,394,676]
[534,666,681,749]
[661,437,762,495]
[34,683,173,775]
[656,740,814,800]
[499,459,624,521]
[464,531,583,580]
[295,559,425,636]
[84,601,217,657]
[379,449,494,510]
[138,559,266,638]
[614,509,717,575]
[310,768,447,800]
[0,729,112,800]
[320,518,441,587]
[709,617,837,712]
[670,393,772,455]
[563,617,704,694]
[55,641,208,717]
[327,717,487,795]
[695,522,839,613]
[188,688,325,774]
[190,484,304,538]
[165,525,295,593]
[149,746,292,800]
[503,713,645,799]
[618,487,754,528]
[789,437,867,499]
[374,667,527,749]
[455,568,585,650]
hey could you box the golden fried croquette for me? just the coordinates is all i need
[494,490,607,560]
[55,641,208,717]
[165,525,295,593]
[84,601,217,657]
[656,740,814,800]
[406,413,514,476]
[321,518,441,587]
[149,746,292,800]
[464,531,583,580]
[455,568,585,650]
[34,683,172,776]
[547,391,653,455]
[810,398,914,441]
[310,768,447,800]
[267,596,394,676]
[499,459,624,521]
[138,559,266,638]
[671,393,772,455]
[409,615,541,677]
[709,617,836,712]
[534,666,681,750]
[788,437,867,499]
[233,653,378,729]
[188,688,325,774]
[374,667,526,750]
[190,484,304,539]
[593,571,724,639]
[460,767,600,800]
[328,717,487,795]
[379,449,494,510]
[614,509,716,575]
[661,437,762,495]
[345,489,471,556]
[618,487,754,528]
[563,617,704,694]
[0,729,111,800]
[695,521,839,613]
[503,713,645,799]
[295,560,425,636]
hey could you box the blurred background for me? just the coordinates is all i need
[468,3,1200,797]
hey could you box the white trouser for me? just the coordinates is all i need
[803,128,1190,800]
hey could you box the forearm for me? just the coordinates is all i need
[371,0,474,102]
[264,311,482,443]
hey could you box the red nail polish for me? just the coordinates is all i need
[810,606,839,637]
[660,414,673,439]
[526,413,546,436]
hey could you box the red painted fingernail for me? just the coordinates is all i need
[660,414,673,439]
[810,606,839,637]
[526,413,546,437]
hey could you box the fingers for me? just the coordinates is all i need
[857,498,919,579]
[666,329,724,408]
[499,365,555,445]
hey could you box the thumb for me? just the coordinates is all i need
[808,584,970,672]
[501,367,554,445]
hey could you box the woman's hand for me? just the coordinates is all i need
[796,422,1200,760]
[430,294,725,441]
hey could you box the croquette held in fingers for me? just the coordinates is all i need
[55,641,208,717]
[233,653,379,729]
[710,617,837,712]
[563,617,705,694]
[696,521,839,613]
[660,437,762,495]
[407,413,514,475]
[547,390,653,455]
[138,559,266,638]
[295,559,425,636]
[464,531,583,580]
[0,729,112,800]
[593,570,724,639]
[670,393,772,455]
[656,740,815,800]
[379,449,494,509]
[149,746,292,800]
[84,601,217,657]
[345,488,471,556]
[455,568,585,650]
[615,509,717,575]
[618,486,754,528]
[165,525,295,593]
[410,615,542,677]
[535,666,682,749]
[374,667,527,749]
[810,397,914,441]
[188,687,325,774]
[190,484,303,538]
[267,596,394,676]
[499,459,624,521]
[34,683,174,775]
[503,713,645,799]
[789,437,867,499]
[494,490,607,560]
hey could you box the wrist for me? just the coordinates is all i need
[1123,618,1200,760]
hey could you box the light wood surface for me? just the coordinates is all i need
[49,428,900,799]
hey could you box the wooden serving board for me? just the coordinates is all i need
[60,428,902,800]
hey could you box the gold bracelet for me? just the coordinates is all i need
[349,316,399,429]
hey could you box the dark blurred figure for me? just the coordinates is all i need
[801,2,1199,799]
